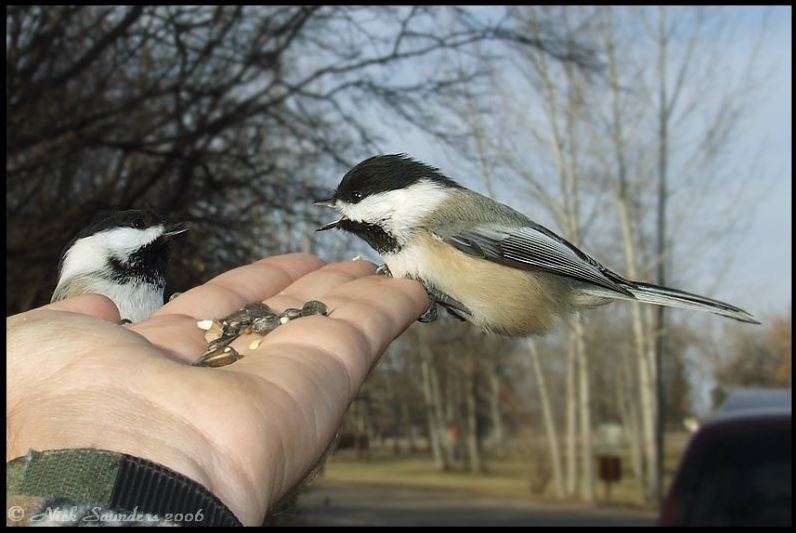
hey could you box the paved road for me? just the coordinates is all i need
[276,483,658,526]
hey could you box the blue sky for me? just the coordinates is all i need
[729,6,791,317]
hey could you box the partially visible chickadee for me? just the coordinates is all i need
[51,209,188,323]
[316,154,759,336]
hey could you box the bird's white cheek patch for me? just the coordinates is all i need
[337,194,395,225]
[57,226,165,284]
[104,226,165,257]
[58,239,109,286]
[337,180,451,241]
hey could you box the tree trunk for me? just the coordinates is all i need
[615,198,658,502]
[420,343,450,471]
[573,316,594,503]
[464,350,484,473]
[435,352,456,465]
[385,365,401,456]
[565,334,578,496]
[489,360,506,459]
[602,7,660,500]
[653,6,669,504]
[616,346,645,485]
[645,316,661,502]
[403,401,417,453]
[528,338,565,499]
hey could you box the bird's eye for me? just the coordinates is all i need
[131,217,146,229]
[351,191,363,201]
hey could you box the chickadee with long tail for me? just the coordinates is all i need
[316,154,759,336]
[51,209,188,323]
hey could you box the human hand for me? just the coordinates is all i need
[6,253,428,525]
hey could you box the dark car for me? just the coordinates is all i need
[660,389,791,526]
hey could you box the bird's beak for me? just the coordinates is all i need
[314,198,344,231]
[316,218,344,232]
[163,222,189,238]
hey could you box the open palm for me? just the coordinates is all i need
[6,253,428,525]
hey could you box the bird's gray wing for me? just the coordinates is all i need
[437,224,634,297]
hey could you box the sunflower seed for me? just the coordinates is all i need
[301,300,328,317]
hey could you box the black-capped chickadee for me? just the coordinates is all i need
[316,154,759,336]
[51,209,187,323]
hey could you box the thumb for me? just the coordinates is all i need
[44,294,122,323]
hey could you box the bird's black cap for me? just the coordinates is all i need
[331,154,462,204]
[74,209,166,239]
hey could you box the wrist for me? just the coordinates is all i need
[6,391,271,525]
[6,448,242,526]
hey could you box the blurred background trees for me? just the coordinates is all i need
[7,5,595,311]
[7,5,789,510]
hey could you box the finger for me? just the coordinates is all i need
[227,275,428,394]
[155,253,326,320]
[137,251,315,361]
[128,314,207,362]
[303,275,428,358]
[263,259,378,311]
[135,258,378,363]
[41,294,122,323]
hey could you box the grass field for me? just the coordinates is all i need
[318,432,693,509]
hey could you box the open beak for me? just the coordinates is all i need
[316,218,344,232]
[314,198,344,231]
[163,222,189,238]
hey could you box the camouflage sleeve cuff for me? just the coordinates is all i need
[6,449,242,527]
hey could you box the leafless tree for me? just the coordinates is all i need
[592,5,770,501]
[7,5,598,314]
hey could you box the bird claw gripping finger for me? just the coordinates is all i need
[417,285,471,324]
[375,264,393,277]
[418,301,439,323]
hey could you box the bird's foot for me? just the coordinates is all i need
[420,286,472,324]
[418,300,439,323]
[375,264,393,277]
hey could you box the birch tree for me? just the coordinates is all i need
[592,5,770,501]
[528,339,565,498]
[598,7,659,500]
[418,332,453,471]
[500,6,600,502]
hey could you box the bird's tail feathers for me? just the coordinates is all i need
[585,281,760,324]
